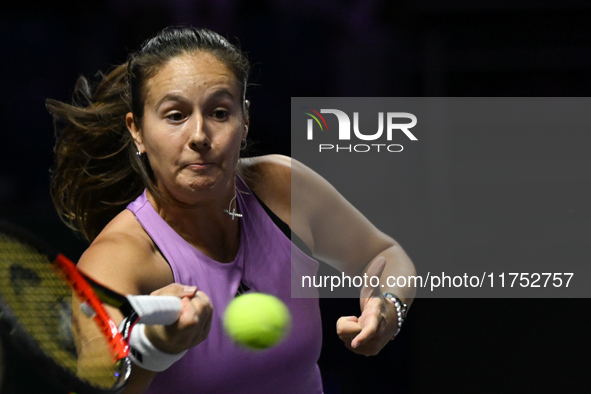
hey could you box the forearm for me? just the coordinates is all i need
[366,243,416,307]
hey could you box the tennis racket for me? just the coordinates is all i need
[0,220,183,393]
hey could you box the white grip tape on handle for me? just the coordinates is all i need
[127,295,182,325]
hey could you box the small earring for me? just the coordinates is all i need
[240,139,247,150]
[136,151,143,157]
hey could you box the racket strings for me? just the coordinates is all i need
[0,233,122,390]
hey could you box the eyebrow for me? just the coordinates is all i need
[154,88,238,110]
[208,88,236,102]
[155,94,191,110]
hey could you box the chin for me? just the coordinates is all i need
[187,176,218,191]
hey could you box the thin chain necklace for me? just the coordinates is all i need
[224,194,243,220]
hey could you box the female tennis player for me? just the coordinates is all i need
[47,27,416,394]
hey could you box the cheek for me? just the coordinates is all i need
[231,123,246,144]
[144,127,183,155]
[227,133,244,158]
[215,126,243,153]
[144,136,184,178]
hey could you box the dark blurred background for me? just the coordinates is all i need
[1,0,591,392]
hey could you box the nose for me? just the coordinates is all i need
[188,116,211,151]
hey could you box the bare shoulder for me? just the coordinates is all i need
[77,209,173,296]
[239,155,292,225]
[239,154,317,194]
[240,155,291,191]
[237,155,331,228]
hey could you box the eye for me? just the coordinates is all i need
[166,112,186,122]
[212,109,229,120]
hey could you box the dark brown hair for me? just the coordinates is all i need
[47,27,251,242]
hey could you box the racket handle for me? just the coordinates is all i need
[127,295,183,325]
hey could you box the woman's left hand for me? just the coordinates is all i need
[336,257,398,356]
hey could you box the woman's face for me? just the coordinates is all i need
[127,51,248,204]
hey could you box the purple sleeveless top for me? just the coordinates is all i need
[127,179,323,394]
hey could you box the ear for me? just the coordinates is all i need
[242,123,249,141]
[126,112,145,153]
[242,100,250,140]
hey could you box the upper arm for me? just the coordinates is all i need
[73,210,173,358]
[243,155,395,275]
[77,210,174,299]
[291,158,395,275]
[74,210,167,392]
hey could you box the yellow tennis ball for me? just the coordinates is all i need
[223,292,291,350]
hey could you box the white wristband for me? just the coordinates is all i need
[126,295,182,325]
[129,324,187,372]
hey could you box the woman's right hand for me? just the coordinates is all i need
[143,284,213,354]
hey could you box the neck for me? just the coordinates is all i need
[146,184,242,263]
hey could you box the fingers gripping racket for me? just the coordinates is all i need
[0,221,182,394]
